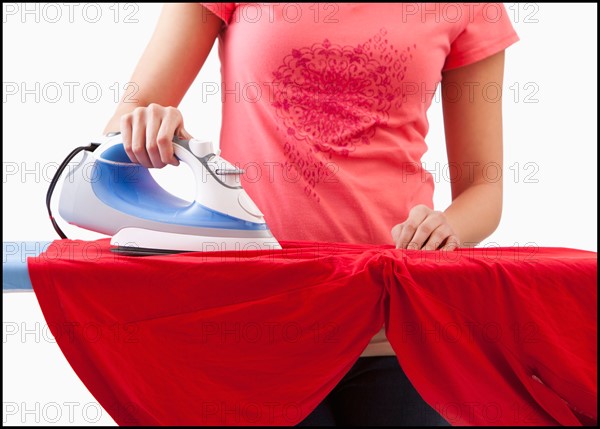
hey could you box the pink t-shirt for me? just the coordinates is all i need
[200,3,519,357]
[201,2,519,247]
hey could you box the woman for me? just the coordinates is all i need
[104,3,518,425]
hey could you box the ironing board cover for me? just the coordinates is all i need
[28,239,597,426]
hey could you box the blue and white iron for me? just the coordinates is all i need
[48,133,281,255]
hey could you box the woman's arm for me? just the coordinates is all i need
[104,4,222,167]
[441,51,505,246]
[391,51,506,249]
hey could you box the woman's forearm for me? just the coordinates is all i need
[103,4,222,133]
[443,181,502,247]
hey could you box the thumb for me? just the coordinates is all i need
[176,125,193,140]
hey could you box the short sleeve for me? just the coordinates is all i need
[200,3,236,25]
[443,3,519,71]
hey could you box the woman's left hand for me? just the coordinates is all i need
[391,205,460,250]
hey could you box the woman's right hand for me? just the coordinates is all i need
[102,4,222,167]
[119,103,193,169]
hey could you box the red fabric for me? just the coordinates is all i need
[28,239,597,426]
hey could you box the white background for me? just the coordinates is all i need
[3,3,597,426]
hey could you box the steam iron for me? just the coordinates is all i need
[47,133,282,255]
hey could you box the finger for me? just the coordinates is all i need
[390,224,403,245]
[396,222,420,249]
[395,207,430,249]
[409,213,445,250]
[422,224,453,251]
[145,105,166,168]
[176,125,193,141]
[441,235,461,251]
[120,114,137,164]
[131,109,152,168]
[157,107,182,166]
[146,123,166,168]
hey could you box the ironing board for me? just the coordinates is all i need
[3,241,51,291]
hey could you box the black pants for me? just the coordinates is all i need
[298,357,449,426]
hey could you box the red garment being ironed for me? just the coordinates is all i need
[28,239,597,426]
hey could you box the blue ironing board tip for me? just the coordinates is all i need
[3,241,52,291]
